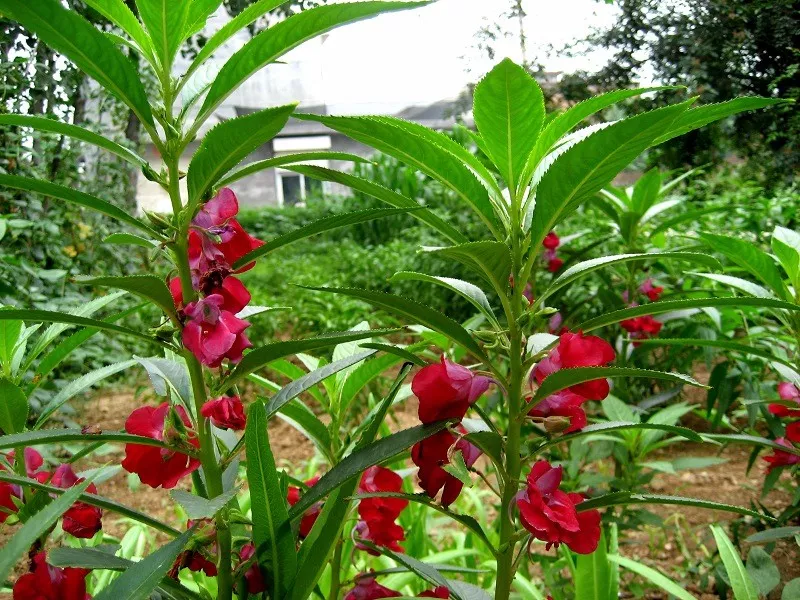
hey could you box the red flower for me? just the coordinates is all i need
[216,219,264,272]
[1,448,43,523]
[770,382,800,418]
[412,357,490,424]
[13,552,90,600]
[286,477,322,538]
[419,588,450,598]
[182,294,252,367]
[411,429,481,507]
[121,403,200,489]
[201,396,246,430]
[355,466,409,554]
[345,576,402,600]
[171,550,218,578]
[543,231,560,250]
[763,436,800,473]
[170,275,251,315]
[38,465,102,539]
[238,543,267,594]
[516,460,601,554]
[547,257,564,272]
[527,390,589,433]
[639,278,664,302]
[621,315,663,343]
[532,331,615,401]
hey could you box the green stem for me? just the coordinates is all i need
[329,538,344,600]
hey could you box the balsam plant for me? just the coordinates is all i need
[0,0,797,598]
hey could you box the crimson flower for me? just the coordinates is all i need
[547,256,564,272]
[42,464,102,539]
[527,390,589,433]
[516,460,601,554]
[543,231,560,250]
[182,294,252,367]
[621,315,663,343]
[770,382,800,418]
[419,588,450,598]
[170,275,251,315]
[412,357,490,424]
[1,448,43,523]
[13,552,90,600]
[345,576,401,600]
[171,550,218,578]
[201,396,246,430]
[411,429,481,507]
[639,278,664,302]
[532,331,615,401]
[763,423,800,473]
[121,403,200,489]
[355,466,408,554]
[238,543,266,594]
[286,477,322,538]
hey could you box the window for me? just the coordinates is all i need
[276,169,325,206]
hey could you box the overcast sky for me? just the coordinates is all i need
[317,0,619,112]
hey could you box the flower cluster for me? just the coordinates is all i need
[345,575,449,600]
[13,552,91,600]
[170,188,263,367]
[410,357,488,506]
[286,477,322,538]
[201,395,246,430]
[355,466,409,554]
[620,278,664,343]
[764,382,800,472]
[517,460,601,554]
[121,402,200,489]
[543,231,563,273]
[527,331,616,432]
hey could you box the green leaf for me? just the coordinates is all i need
[79,275,176,318]
[234,208,419,269]
[285,164,467,244]
[276,400,332,460]
[136,356,193,406]
[187,104,296,207]
[103,233,159,249]
[197,2,429,124]
[634,337,796,369]
[0,317,23,371]
[521,87,676,188]
[474,59,544,190]
[390,272,499,327]
[0,429,177,452]
[0,472,180,536]
[93,528,193,600]
[0,175,159,238]
[0,115,148,169]
[0,308,163,346]
[575,529,612,600]
[358,544,455,597]
[171,488,239,520]
[772,226,800,288]
[578,297,800,332]
[246,400,297,597]
[653,97,789,145]
[289,422,448,520]
[540,251,719,303]
[578,492,770,521]
[700,433,800,457]
[360,343,426,366]
[0,475,95,583]
[783,580,800,600]
[531,367,705,403]
[301,287,486,360]
[183,0,224,37]
[710,525,759,600]
[0,0,153,127]
[648,205,728,237]
[745,547,780,597]
[529,100,693,249]
[82,0,155,61]
[0,378,27,434]
[35,359,138,428]
[607,555,697,600]
[690,272,774,299]
[745,526,800,544]
[536,421,701,451]
[423,242,512,299]
[218,151,368,187]
[226,329,396,387]
[698,231,790,300]
[296,113,502,236]
[135,0,191,69]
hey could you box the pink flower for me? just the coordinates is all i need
[543,231,560,250]
[1,449,43,523]
[516,461,601,554]
[192,187,239,231]
[345,576,401,600]
[532,331,616,401]
[238,543,266,594]
[201,396,246,430]
[639,278,664,302]
[411,429,481,507]
[286,477,322,538]
[770,382,800,418]
[121,403,200,489]
[548,312,564,334]
[182,294,252,367]
[527,390,589,433]
[355,466,408,554]
[13,552,91,600]
[412,357,490,424]
[170,275,251,315]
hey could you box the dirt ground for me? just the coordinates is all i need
[3,387,798,598]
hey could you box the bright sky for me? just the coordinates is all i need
[318,0,619,113]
